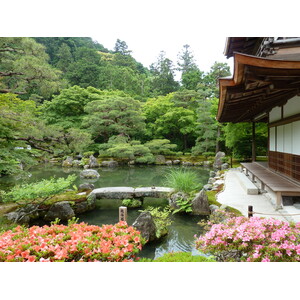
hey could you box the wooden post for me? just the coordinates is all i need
[119,206,128,222]
[248,205,253,218]
[252,122,256,162]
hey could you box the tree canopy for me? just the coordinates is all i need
[2,37,264,177]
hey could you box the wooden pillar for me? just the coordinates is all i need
[275,192,283,210]
[252,122,256,162]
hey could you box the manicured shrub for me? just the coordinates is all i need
[196,216,300,262]
[0,221,144,262]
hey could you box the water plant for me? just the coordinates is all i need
[196,216,300,262]
[122,198,142,208]
[164,168,202,194]
[0,221,144,262]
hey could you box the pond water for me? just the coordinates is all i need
[0,164,210,260]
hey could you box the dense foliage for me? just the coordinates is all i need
[0,36,268,176]
[0,221,144,262]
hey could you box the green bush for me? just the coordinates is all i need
[144,139,177,155]
[164,168,202,194]
[2,175,77,204]
[142,206,172,239]
[122,199,142,208]
[138,252,216,262]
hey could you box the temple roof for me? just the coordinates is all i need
[217,53,300,123]
[224,37,263,58]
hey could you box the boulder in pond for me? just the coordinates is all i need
[203,161,212,167]
[80,169,100,179]
[62,156,73,167]
[169,191,188,210]
[155,155,166,165]
[89,155,99,168]
[191,189,210,215]
[182,161,193,166]
[132,211,157,242]
[5,204,40,225]
[172,160,181,165]
[100,160,118,168]
[78,183,95,192]
[44,201,75,221]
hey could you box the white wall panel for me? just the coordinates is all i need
[284,96,300,118]
[292,121,300,155]
[269,106,282,122]
[269,127,276,151]
[283,124,292,153]
[277,125,284,152]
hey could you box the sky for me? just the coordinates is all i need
[92,30,233,74]
[4,0,299,77]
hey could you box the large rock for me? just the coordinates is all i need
[73,193,96,214]
[62,156,73,167]
[155,155,166,164]
[5,204,40,224]
[172,160,181,165]
[182,161,193,166]
[169,192,188,210]
[89,155,99,168]
[78,183,95,192]
[213,151,226,170]
[203,161,212,167]
[80,169,100,179]
[221,163,229,170]
[100,160,118,168]
[44,201,75,221]
[191,189,210,215]
[132,211,157,242]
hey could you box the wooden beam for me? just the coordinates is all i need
[252,122,256,162]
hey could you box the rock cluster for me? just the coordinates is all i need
[5,192,96,225]
[203,170,226,192]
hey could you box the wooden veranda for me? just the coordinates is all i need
[241,162,300,209]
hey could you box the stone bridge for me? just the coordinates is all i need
[90,187,175,200]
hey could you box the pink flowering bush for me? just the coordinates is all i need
[196,216,300,262]
[0,221,144,262]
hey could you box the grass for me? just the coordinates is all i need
[138,252,216,262]
[164,168,202,194]
[206,190,243,216]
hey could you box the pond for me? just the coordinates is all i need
[0,164,210,260]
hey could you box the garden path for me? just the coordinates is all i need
[217,169,300,223]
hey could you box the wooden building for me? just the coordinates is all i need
[218,37,300,208]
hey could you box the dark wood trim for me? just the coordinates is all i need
[269,112,300,127]
[269,151,300,182]
[252,122,256,162]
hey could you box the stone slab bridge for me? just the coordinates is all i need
[90,187,175,200]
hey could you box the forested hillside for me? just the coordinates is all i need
[1,37,267,176]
